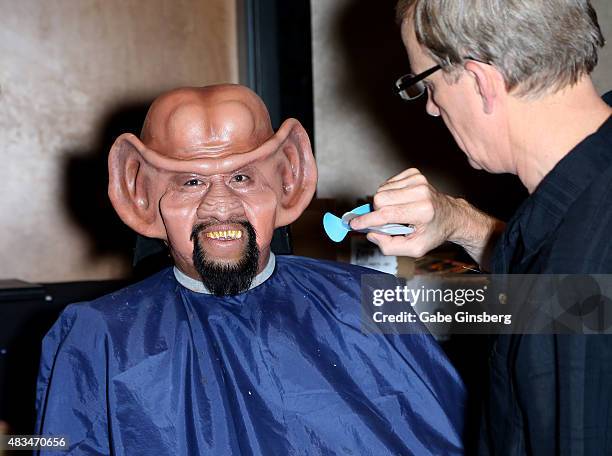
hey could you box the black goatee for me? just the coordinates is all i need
[190,221,259,296]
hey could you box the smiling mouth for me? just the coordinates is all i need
[205,229,243,240]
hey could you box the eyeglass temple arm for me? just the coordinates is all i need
[395,64,441,92]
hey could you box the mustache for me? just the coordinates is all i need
[190,219,252,242]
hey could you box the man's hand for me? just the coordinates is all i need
[349,168,505,268]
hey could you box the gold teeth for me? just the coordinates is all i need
[205,230,243,240]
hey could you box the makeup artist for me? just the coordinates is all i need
[350,1,612,454]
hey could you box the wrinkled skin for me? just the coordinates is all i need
[108,85,316,281]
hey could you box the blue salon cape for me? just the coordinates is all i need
[36,256,465,455]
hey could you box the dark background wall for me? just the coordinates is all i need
[312,0,612,220]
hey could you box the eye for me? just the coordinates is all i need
[231,174,250,183]
[184,178,203,187]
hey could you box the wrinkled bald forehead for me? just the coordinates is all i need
[141,84,273,159]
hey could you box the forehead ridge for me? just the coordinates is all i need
[166,100,258,155]
[142,86,273,159]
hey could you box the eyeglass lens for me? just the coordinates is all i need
[396,75,426,100]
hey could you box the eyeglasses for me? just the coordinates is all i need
[394,64,441,101]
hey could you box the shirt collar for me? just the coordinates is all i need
[173,252,276,294]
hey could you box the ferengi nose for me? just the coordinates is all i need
[196,181,244,221]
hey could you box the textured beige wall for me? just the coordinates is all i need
[313,0,611,213]
[0,0,238,282]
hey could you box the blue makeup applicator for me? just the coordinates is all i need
[323,203,415,243]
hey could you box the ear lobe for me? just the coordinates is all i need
[108,133,167,239]
[274,120,318,228]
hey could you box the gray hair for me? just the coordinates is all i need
[396,0,605,97]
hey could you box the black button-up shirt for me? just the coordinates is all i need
[482,96,612,455]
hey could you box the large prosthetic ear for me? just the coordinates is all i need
[108,133,167,239]
[274,119,318,228]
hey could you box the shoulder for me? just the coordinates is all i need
[270,256,393,321]
[275,255,384,280]
[553,166,612,271]
[48,267,177,336]
[38,299,111,388]
[43,300,107,347]
[274,255,391,295]
[41,268,180,371]
[79,267,176,314]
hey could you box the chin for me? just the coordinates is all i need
[206,255,244,268]
[465,157,482,170]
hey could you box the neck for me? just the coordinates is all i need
[507,77,611,193]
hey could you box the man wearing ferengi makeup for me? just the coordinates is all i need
[35,85,465,455]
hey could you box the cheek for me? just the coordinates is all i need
[467,157,482,170]
[241,192,279,248]
[159,192,200,257]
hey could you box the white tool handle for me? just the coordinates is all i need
[341,213,415,236]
